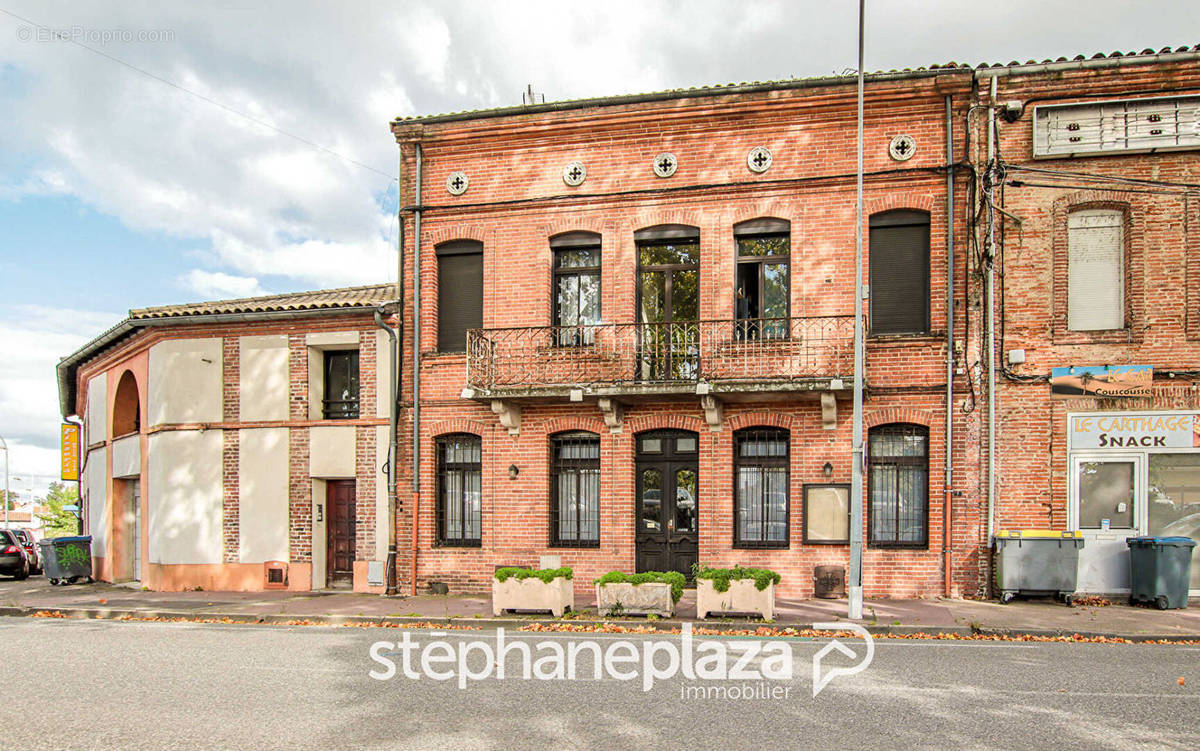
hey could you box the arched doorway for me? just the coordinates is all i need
[111,370,142,582]
[634,429,699,577]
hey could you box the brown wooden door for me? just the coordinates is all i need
[326,480,356,583]
[635,430,699,578]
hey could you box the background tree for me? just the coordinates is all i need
[36,483,81,538]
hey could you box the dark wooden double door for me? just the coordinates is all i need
[635,430,699,578]
[326,480,356,586]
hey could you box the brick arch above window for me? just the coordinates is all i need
[865,193,937,217]
[427,227,489,247]
[725,411,795,432]
[624,413,707,435]
[425,419,489,438]
[628,210,703,234]
[865,407,935,429]
[543,416,607,436]
[1050,192,1143,344]
[727,201,799,227]
[542,219,615,239]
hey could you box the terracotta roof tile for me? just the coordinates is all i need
[128,283,396,320]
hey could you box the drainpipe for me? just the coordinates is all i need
[943,94,955,598]
[410,142,423,596]
[374,308,398,594]
[986,76,998,547]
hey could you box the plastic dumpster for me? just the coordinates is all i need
[37,536,94,585]
[1126,536,1195,610]
[993,529,1084,604]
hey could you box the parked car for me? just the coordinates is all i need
[13,529,42,575]
[0,529,30,580]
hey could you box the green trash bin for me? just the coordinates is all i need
[37,536,94,586]
[993,529,1085,604]
[1126,537,1195,610]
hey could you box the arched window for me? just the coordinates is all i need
[549,431,600,546]
[550,232,602,346]
[733,426,790,548]
[635,224,700,380]
[436,240,483,352]
[112,370,140,437]
[868,423,929,547]
[734,218,791,340]
[436,433,482,546]
[869,210,930,335]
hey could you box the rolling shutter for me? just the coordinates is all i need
[1068,210,1123,331]
[436,240,483,352]
[869,211,930,335]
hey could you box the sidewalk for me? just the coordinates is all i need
[2,578,1197,639]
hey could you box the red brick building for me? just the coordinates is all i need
[983,50,1200,597]
[390,65,983,599]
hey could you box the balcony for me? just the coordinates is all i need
[464,316,854,402]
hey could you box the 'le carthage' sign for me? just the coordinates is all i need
[1069,413,1200,450]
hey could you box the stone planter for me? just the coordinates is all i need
[492,575,573,616]
[595,582,675,617]
[696,578,775,620]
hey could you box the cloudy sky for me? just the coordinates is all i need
[0,0,1196,500]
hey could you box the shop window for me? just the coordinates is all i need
[1148,453,1200,590]
[549,431,600,546]
[436,434,482,546]
[322,350,359,419]
[868,423,928,547]
[804,484,850,544]
[550,232,601,346]
[869,210,930,335]
[1067,209,1124,331]
[436,240,483,352]
[733,427,790,548]
[734,218,791,340]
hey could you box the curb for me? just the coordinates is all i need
[2,605,1197,642]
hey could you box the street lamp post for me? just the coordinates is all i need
[0,435,9,529]
[848,0,867,621]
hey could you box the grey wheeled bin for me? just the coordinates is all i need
[1126,536,1195,610]
[993,529,1084,604]
[37,536,94,585]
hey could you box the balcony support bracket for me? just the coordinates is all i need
[597,397,624,433]
[821,391,837,430]
[700,395,724,432]
[491,399,522,436]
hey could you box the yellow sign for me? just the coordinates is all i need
[61,423,80,482]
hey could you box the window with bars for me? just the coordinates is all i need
[322,350,360,419]
[868,424,928,548]
[734,218,790,341]
[734,427,790,548]
[549,432,601,546]
[436,434,482,546]
[551,232,602,346]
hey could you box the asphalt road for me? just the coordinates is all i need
[0,617,1197,750]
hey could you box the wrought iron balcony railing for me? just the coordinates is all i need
[465,316,854,392]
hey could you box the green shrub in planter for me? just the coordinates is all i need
[594,570,686,603]
[694,565,781,593]
[494,566,573,584]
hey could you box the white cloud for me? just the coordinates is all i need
[178,269,269,300]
